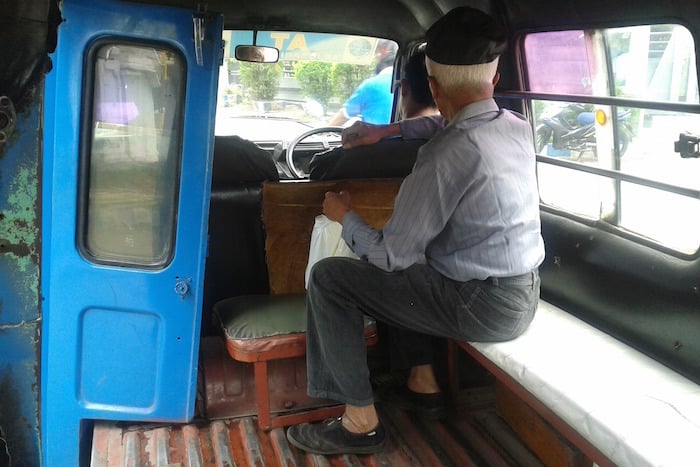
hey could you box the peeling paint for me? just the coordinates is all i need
[0,238,31,257]
[0,105,40,328]
[1,160,39,271]
[0,78,42,467]
[0,318,41,331]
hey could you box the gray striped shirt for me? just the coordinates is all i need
[341,98,545,281]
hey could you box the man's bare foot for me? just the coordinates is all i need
[342,404,380,433]
[406,364,441,394]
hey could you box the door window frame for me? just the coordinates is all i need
[77,38,187,269]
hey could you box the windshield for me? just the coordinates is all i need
[215,30,398,141]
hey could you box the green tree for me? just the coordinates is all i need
[331,63,372,101]
[238,62,282,101]
[295,61,333,109]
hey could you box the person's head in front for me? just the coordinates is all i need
[397,45,439,119]
[287,6,544,456]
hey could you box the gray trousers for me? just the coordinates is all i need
[305,257,540,406]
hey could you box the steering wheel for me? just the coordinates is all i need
[285,126,344,178]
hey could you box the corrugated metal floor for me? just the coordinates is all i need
[90,387,545,467]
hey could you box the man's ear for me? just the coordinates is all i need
[492,71,501,87]
[428,75,440,100]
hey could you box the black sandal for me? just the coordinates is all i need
[286,417,386,455]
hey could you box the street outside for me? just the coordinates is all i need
[539,115,700,253]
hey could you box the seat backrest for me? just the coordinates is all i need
[212,135,279,184]
[262,179,402,294]
[202,136,280,333]
[309,138,426,180]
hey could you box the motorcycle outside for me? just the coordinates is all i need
[535,103,633,160]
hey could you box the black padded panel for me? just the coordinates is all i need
[202,182,270,335]
[212,135,279,184]
[202,136,281,334]
[309,138,426,180]
[539,211,700,385]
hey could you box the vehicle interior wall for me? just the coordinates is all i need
[539,211,700,384]
[0,2,61,466]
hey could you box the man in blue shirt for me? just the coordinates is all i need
[288,7,545,455]
[328,40,397,125]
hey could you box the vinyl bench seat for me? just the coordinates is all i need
[451,300,700,467]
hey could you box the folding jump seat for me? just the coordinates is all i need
[213,180,400,430]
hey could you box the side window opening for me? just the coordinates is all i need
[523,25,700,254]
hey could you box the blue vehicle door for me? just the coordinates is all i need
[41,0,222,464]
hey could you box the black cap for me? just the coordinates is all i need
[425,7,507,65]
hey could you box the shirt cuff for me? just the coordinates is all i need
[341,211,372,258]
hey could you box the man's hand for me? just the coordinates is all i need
[342,121,401,149]
[323,191,352,223]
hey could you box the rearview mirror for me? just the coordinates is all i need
[235,45,280,63]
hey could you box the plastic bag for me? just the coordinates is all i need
[305,214,358,288]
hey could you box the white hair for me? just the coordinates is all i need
[425,57,499,95]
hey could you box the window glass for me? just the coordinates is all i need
[526,30,597,95]
[619,182,700,252]
[84,43,184,266]
[608,25,698,103]
[525,26,700,253]
[537,163,613,219]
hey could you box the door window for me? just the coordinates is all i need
[82,42,185,266]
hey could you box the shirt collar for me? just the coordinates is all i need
[447,98,499,127]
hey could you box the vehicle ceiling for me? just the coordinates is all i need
[2,0,697,114]
[127,0,699,47]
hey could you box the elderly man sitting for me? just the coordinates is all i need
[286,6,544,455]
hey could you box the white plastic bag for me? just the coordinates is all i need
[305,214,358,288]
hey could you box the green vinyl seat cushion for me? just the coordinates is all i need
[214,293,377,362]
